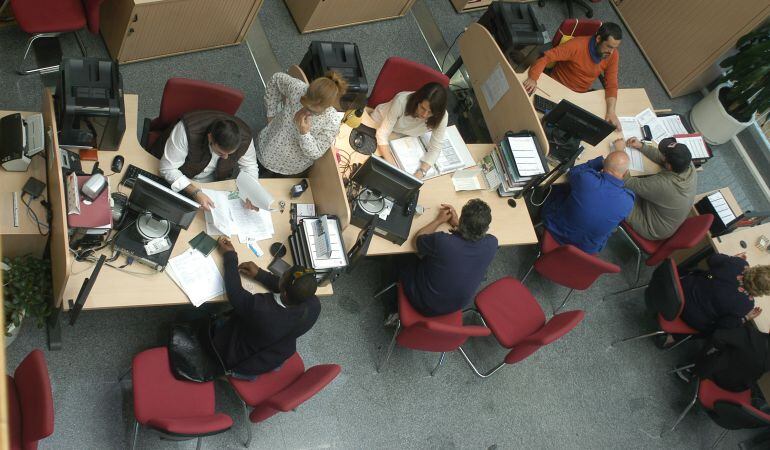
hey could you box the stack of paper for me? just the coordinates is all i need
[389,125,475,180]
[507,136,545,176]
[618,108,697,171]
[675,134,710,159]
[302,217,346,270]
[166,248,225,307]
[203,189,275,243]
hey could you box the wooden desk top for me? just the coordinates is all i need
[333,114,538,255]
[61,94,331,310]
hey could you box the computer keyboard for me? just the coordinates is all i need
[533,94,558,114]
[24,113,45,157]
[121,164,169,189]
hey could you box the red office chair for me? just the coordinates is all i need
[378,284,491,376]
[7,349,54,450]
[130,347,233,450]
[522,229,621,313]
[142,77,245,155]
[367,57,449,108]
[227,353,341,448]
[10,0,104,75]
[612,258,699,350]
[459,277,585,378]
[619,215,714,286]
[552,18,602,47]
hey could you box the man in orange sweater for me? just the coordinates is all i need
[524,22,623,130]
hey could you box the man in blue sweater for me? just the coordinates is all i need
[541,151,634,254]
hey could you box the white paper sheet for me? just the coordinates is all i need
[451,168,483,191]
[618,116,645,171]
[480,63,509,110]
[507,136,544,176]
[675,135,710,159]
[166,248,225,307]
[707,192,737,225]
[237,172,275,211]
[625,148,645,172]
[389,136,438,178]
[657,115,688,137]
[302,217,346,270]
[203,189,275,242]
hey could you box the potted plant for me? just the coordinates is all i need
[3,255,53,346]
[690,23,770,145]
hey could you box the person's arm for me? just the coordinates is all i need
[524,42,577,94]
[706,253,733,269]
[297,112,340,161]
[637,141,666,166]
[375,95,406,165]
[236,139,260,179]
[568,156,603,184]
[420,112,449,172]
[603,51,620,129]
[222,251,262,316]
[264,72,306,120]
[158,122,215,210]
[413,206,452,255]
[254,268,281,293]
[623,173,669,202]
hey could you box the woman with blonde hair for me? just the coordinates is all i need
[258,71,348,177]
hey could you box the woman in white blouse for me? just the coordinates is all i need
[258,71,347,177]
[371,82,449,179]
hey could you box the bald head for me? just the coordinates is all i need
[603,151,629,179]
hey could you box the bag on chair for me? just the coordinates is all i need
[167,316,225,382]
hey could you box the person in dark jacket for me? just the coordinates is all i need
[212,237,320,379]
[680,253,769,334]
[694,325,770,392]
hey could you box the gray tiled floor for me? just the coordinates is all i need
[3,0,770,448]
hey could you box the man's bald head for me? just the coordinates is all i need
[603,151,629,179]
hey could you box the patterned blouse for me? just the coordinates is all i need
[257,73,343,175]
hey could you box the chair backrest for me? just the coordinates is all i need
[645,259,686,321]
[228,353,305,407]
[647,215,714,266]
[149,78,245,131]
[396,285,490,352]
[534,232,621,290]
[83,0,105,34]
[13,349,54,447]
[552,18,603,47]
[504,310,585,365]
[367,57,449,108]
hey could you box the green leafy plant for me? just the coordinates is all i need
[3,255,53,335]
[717,23,770,123]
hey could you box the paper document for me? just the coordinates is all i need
[625,148,645,172]
[618,116,645,171]
[657,115,688,137]
[507,136,545,176]
[390,125,474,179]
[634,108,668,142]
[389,137,438,178]
[452,168,484,191]
[166,248,225,307]
[707,192,737,225]
[302,217,346,270]
[675,134,710,159]
[203,189,275,242]
[481,63,509,110]
[237,172,274,210]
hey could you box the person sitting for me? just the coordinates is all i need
[212,237,321,380]
[541,152,634,255]
[524,22,623,130]
[693,325,770,393]
[613,137,697,240]
[679,253,768,334]
[371,82,449,179]
[399,199,498,317]
[155,111,260,211]
[258,71,347,178]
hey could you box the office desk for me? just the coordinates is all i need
[40,91,331,312]
[328,113,538,255]
[457,23,660,181]
[0,110,49,259]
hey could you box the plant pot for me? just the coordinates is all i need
[690,83,754,146]
[5,313,23,347]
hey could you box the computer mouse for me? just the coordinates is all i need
[111,155,124,173]
[740,240,747,249]
[507,198,517,208]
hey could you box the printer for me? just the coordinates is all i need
[0,113,45,172]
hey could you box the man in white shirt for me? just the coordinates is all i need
[156,111,260,211]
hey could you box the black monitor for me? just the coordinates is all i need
[542,99,616,146]
[128,175,199,229]
[351,156,423,204]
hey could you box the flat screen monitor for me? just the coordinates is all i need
[128,174,200,229]
[351,155,423,204]
[542,99,616,146]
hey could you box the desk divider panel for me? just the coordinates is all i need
[458,23,549,152]
[309,148,351,229]
[42,90,71,309]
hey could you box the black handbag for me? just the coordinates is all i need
[167,316,225,382]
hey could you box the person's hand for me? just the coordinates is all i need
[413,169,425,179]
[523,78,537,95]
[218,237,235,254]
[195,191,216,211]
[606,111,621,131]
[243,199,260,211]
[294,110,311,135]
[612,138,626,152]
[626,137,643,149]
[746,307,763,321]
[436,206,453,224]
[441,203,459,228]
[735,252,747,260]
[238,261,260,278]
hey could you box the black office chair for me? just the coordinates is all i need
[538,0,600,18]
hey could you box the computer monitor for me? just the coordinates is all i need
[351,155,423,204]
[128,174,200,229]
[542,99,616,146]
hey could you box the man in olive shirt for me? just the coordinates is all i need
[614,137,697,240]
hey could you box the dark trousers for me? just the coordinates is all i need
[381,254,419,314]
[257,159,310,179]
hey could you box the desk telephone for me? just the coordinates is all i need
[0,113,45,172]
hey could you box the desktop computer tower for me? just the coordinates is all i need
[478,2,548,73]
[56,57,126,150]
[300,41,368,109]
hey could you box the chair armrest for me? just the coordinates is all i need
[264,365,341,412]
[524,310,585,345]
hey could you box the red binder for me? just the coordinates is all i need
[66,175,112,229]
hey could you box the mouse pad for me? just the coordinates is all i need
[189,231,218,257]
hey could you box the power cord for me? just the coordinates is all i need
[20,192,49,236]
[441,30,465,72]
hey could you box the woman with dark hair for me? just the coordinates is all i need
[371,82,449,179]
